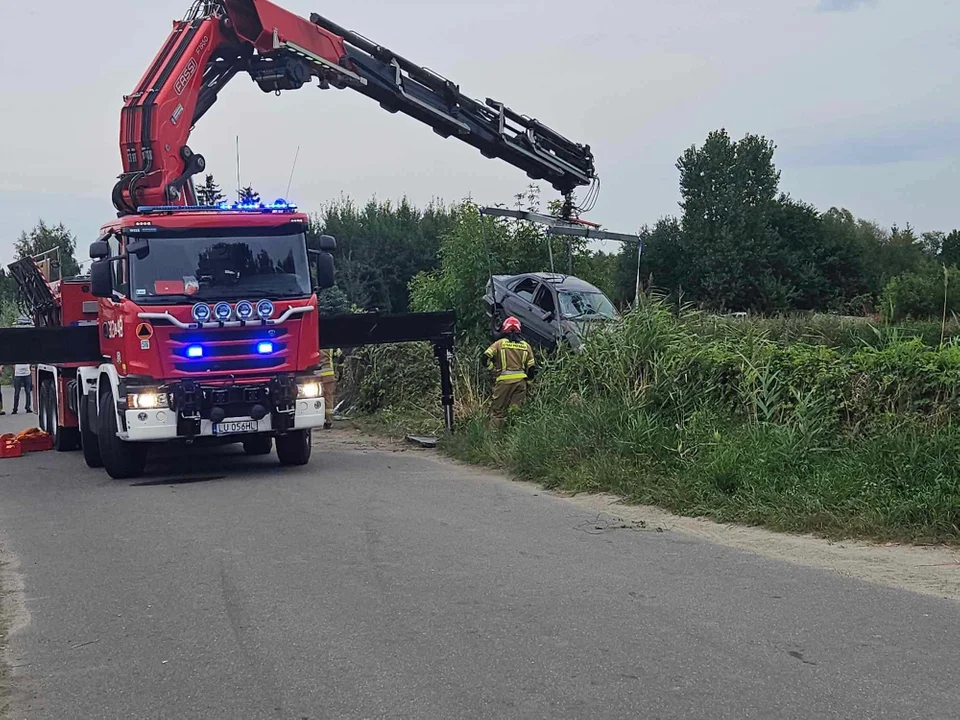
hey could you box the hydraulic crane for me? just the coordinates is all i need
[1,0,599,480]
[114,0,597,216]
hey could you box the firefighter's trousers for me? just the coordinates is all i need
[490,379,527,428]
[322,379,336,427]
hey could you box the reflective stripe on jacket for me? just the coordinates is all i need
[319,348,342,378]
[484,337,536,383]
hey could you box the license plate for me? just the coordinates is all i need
[213,420,258,436]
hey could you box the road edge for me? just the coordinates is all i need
[325,427,960,604]
[0,544,34,719]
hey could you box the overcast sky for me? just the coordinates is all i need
[1,0,957,263]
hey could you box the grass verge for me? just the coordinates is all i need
[341,299,960,546]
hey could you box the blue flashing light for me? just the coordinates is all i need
[137,199,297,215]
[256,341,275,355]
[192,303,212,323]
[256,299,275,319]
[213,302,233,322]
[236,300,255,320]
[187,345,204,359]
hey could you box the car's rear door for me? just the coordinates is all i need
[529,283,560,347]
[501,277,540,332]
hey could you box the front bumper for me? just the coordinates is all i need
[120,376,326,442]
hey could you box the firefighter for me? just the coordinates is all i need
[318,347,341,429]
[483,316,537,428]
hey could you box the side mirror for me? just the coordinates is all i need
[310,249,336,290]
[90,260,113,298]
[543,311,555,323]
[126,237,150,260]
[319,234,336,252]
[89,240,109,260]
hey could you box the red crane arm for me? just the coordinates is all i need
[114,0,597,216]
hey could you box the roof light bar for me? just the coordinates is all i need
[136,199,298,215]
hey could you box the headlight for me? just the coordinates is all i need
[127,391,169,409]
[256,299,275,320]
[236,300,255,320]
[192,303,211,323]
[297,382,321,399]
[213,302,233,322]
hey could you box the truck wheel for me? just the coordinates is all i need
[276,430,312,466]
[47,383,80,452]
[79,393,103,468]
[97,390,147,480]
[242,434,273,456]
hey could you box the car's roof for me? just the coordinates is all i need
[514,272,602,293]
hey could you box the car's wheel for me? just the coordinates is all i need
[276,430,312,466]
[490,306,506,335]
[242,434,273,456]
[79,392,103,468]
[97,389,147,480]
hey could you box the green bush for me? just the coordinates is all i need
[428,298,960,543]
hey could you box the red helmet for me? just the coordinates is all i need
[501,316,522,333]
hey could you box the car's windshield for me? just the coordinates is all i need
[129,231,311,304]
[558,290,617,319]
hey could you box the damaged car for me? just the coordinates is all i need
[483,272,619,350]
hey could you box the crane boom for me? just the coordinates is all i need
[113,0,597,216]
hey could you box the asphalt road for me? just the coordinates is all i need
[0,387,958,719]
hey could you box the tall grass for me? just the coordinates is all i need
[346,299,960,544]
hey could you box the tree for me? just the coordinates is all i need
[674,129,781,311]
[939,230,960,267]
[317,287,352,315]
[880,263,960,322]
[196,174,226,206]
[14,220,81,278]
[308,196,456,313]
[0,269,20,328]
[238,185,261,204]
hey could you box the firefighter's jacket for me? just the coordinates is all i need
[319,348,342,380]
[483,336,536,383]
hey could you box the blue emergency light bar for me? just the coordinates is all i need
[136,199,298,214]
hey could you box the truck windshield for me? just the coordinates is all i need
[558,290,617,320]
[129,231,312,304]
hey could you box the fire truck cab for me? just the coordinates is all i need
[37,201,338,479]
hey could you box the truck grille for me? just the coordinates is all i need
[167,326,293,375]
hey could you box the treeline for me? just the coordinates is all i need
[6,128,957,327]
[614,129,959,320]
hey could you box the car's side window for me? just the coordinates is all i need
[533,285,555,314]
[513,278,538,302]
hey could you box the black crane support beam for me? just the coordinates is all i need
[320,311,456,431]
[0,326,102,364]
[0,311,458,431]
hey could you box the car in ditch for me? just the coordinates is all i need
[482,272,619,350]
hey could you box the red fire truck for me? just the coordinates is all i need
[4,0,598,480]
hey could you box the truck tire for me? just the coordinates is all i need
[97,390,147,480]
[35,380,79,452]
[242,434,273,456]
[276,430,312,466]
[79,393,103,468]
